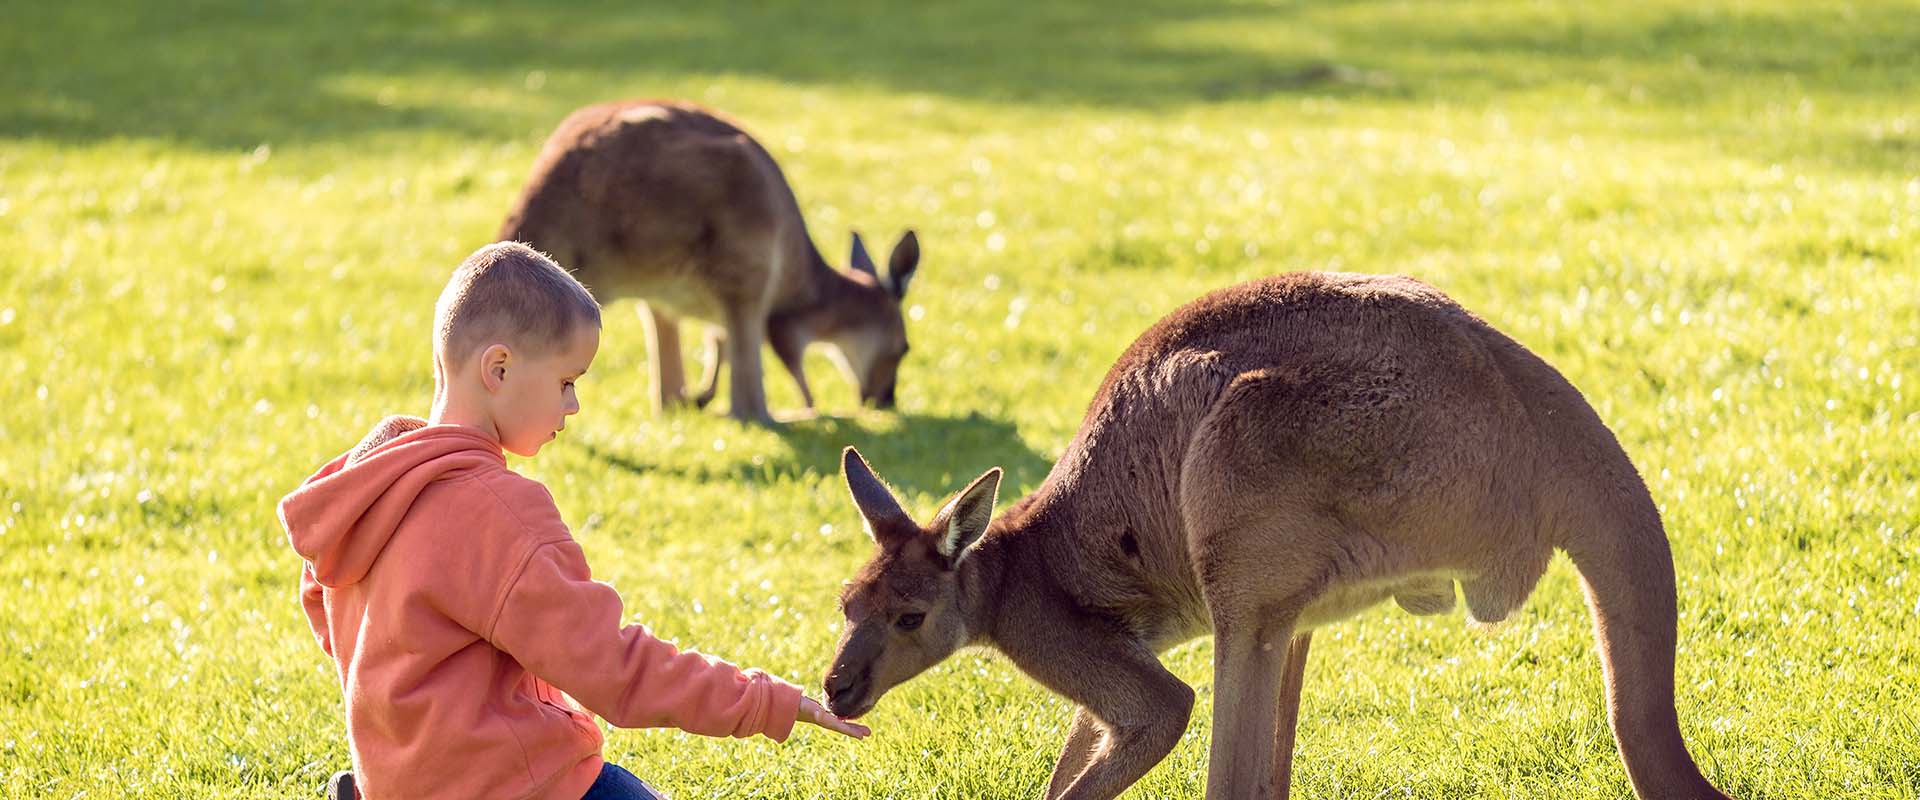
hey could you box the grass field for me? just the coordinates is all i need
[3,0,1917,797]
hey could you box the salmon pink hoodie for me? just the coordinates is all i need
[281,416,802,800]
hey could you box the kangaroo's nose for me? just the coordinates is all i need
[824,669,864,711]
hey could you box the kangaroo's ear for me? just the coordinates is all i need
[849,231,878,278]
[842,446,908,538]
[886,230,920,300]
[932,466,1000,565]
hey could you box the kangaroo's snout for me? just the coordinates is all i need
[823,666,871,718]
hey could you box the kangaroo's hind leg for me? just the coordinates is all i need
[691,325,726,409]
[1192,520,1335,800]
[1179,369,1364,799]
[721,307,773,424]
[703,239,778,425]
[640,302,688,412]
[1272,632,1312,798]
[1184,501,1338,799]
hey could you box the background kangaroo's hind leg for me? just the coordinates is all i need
[692,326,726,409]
[722,306,775,424]
[770,329,815,411]
[640,302,689,412]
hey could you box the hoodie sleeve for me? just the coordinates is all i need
[486,538,803,742]
[299,562,333,658]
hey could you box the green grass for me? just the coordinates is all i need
[3,0,1917,796]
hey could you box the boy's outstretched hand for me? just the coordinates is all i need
[799,696,871,739]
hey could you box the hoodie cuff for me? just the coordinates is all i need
[755,672,805,743]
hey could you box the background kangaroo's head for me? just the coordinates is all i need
[825,231,920,409]
[823,447,999,719]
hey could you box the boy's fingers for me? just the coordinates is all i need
[798,696,869,738]
[829,718,871,738]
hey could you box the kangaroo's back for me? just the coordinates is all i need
[1035,270,1671,637]
[500,100,811,309]
[1020,273,1538,637]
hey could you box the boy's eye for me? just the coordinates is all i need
[896,612,924,631]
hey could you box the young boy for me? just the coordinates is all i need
[280,242,867,800]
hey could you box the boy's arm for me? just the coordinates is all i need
[298,563,334,657]
[486,539,804,741]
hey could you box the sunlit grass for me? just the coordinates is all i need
[2,0,1916,797]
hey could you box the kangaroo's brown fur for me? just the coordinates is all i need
[501,100,920,423]
[825,272,1734,799]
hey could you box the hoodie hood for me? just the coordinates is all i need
[281,415,505,587]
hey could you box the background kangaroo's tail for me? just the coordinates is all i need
[1561,496,1734,800]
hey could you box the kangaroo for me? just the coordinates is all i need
[500,100,920,424]
[823,272,1735,800]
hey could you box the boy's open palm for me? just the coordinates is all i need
[799,696,871,739]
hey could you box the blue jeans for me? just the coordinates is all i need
[580,762,664,800]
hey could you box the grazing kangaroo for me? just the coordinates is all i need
[823,272,1734,800]
[500,100,921,423]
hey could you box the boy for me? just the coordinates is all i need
[281,242,867,800]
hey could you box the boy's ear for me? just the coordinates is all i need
[479,343,512,393]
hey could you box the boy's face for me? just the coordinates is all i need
[494,324,599,457]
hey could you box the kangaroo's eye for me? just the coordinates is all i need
[896,612,925,631]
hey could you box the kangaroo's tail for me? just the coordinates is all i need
[1561,492,1734,800]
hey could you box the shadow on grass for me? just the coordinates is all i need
[10,0,1916,166]
[581,410,1054,501]
[0,0,1351,149]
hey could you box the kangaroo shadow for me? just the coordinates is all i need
[582,410,1054,501]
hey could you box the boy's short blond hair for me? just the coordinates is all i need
[434,242,601,370]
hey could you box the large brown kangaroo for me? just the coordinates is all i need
[823,272,1734,799]
[501,100,920,424]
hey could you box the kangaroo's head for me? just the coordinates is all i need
[823,446,1000,719]
[827,231,920,409]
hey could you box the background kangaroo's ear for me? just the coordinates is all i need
[842,446,908,538]
[932,466,1001,565]
[849,231,878,278]
[886,230,920,300]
